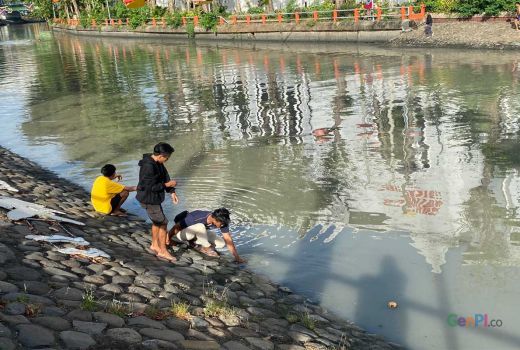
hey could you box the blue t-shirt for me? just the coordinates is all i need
[178,210,230,234]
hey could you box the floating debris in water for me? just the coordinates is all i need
[387,301,398,309]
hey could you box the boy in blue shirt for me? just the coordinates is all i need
[168,208,246,263]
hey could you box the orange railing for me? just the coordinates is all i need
[53,4,425,28]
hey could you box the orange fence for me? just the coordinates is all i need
[54,4,425,28]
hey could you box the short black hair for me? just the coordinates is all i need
[101,164,116,177]
[212,208,230,227]
[153,142,175,157]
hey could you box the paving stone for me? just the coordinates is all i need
[66,309,93,322]
[245,337,275,350]
[288,331,313,343]
[139,328,185,342]
[54,287,84,301]
[0,337,15,350]
[180,340,220,350]
[0,282,19,294]
[93,312,125,328]
[43,267,79,280]
[73,320,107,335]
[100,283,124,294]
[223,341,250,350]
[276,345,306,350]
[87,264,108,274]
[165,317,190,331]
[15,280,50,295]
[112,275,134,285]
[84,275,108,285]
[33,316,72,331]
[0,323,12,337]
[0,313,29,325]
[141,339,178,349]
[5,302,25,315]
[1,292,55,306]
[135,274,162,285]
[218,313,241,327]
[190,316,209,329]
[16,324,55,347]
[228,327,258,337]
[5,266,41,281]
[43,306,67,316]
[60,330,96,349]
[186,329,215,341]
[106,327,142,343]
[128,316,166,329]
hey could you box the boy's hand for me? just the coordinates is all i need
[171,193,179,204]
[234,257,247,264]
[115,174,123,181]
[165,180,177,188]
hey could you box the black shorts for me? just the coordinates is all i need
[140,203,168,226]
[110,194,122,213]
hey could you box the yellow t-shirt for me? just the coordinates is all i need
[91,176,125,214]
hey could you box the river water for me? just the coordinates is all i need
[2,23,520,350]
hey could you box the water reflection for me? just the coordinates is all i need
[3,24,520,349]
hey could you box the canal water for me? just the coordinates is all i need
[2,24,520,350]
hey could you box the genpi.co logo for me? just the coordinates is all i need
[447,314,503,328]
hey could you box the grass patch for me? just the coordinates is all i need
[106,300,132,317]
[300,312,316,330]
[80,289,98,311]
[170,301,190,320]
[143,305,170,321]
[204,299,236,318]
[24,303,42,318]
[285,313,299,323]
[16,295,29,304]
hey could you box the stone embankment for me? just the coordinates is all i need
[0,146,401,350]
[391,21,520,50]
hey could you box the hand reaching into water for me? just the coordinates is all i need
[171,193,179,205]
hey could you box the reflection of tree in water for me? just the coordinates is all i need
[18,34,520,255]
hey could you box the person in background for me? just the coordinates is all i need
[136,142,179,263]
[168,208,246,263]
[515,2,520,31]
[425,13,433,37]
[91,164,136,217]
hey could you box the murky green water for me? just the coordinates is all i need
[2,24,520,350]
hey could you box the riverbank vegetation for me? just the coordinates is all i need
[33,0,518,31]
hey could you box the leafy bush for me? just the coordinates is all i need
[248,6,265,14]
[113,1,130,20]
[200,11,219,30]
[128,7,150,29]
[165,12,183,28]
[308,0,334,18]
[80,15,90,27]
[186,22,195,37]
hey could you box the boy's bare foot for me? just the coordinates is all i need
[149,245,160,254]
[195,246,219,257]
[156,252,177,263]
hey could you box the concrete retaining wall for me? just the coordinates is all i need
[52,23,403,43]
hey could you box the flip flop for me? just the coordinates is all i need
[110,212,127,217]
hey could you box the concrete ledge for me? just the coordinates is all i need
[51,23,402,43]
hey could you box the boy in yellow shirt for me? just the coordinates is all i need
[91,164,136,216]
